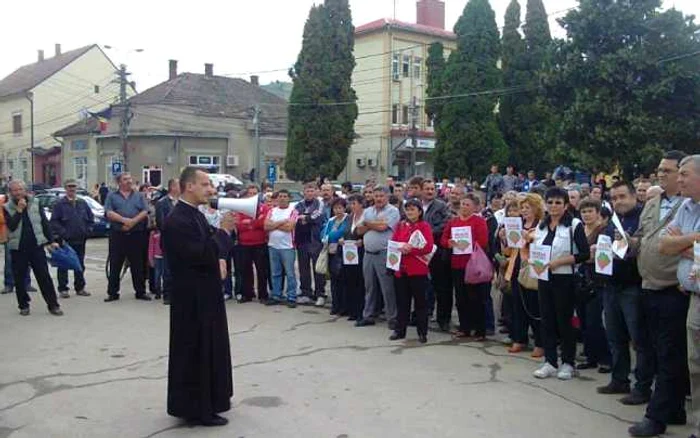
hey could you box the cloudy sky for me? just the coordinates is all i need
[1,0,698,93]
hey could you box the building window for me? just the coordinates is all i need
[94,85,100,94]
[428,115,435,129]
[392,53,400,81]
[71,139,88,151]
[414,57,422,79]
[8,160,14,172]
[21,159,28,181]
[391,104,399,125]
[188,155,221,173]
[74,157,88,185]
[402,105,409,125]
[402,55,411,78]
[12,114,22,135]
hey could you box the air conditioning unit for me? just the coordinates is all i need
[368,158,378,168]
[226,155,240,167]
[356,157,366,168]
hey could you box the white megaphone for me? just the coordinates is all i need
[209,196,258,217]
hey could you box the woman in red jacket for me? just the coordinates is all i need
[440,194,490,341]
[390,199,435,343]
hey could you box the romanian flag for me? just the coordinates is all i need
[98,117,108,133]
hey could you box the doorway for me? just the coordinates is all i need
[142,166,162,187]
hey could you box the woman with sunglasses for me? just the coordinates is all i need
[531,187,590,380]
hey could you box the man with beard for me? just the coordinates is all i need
[162,166,234,426]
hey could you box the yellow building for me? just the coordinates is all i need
[346,0,457,183]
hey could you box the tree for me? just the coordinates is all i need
[543,0,700,174]
[425,42,446,124]
[434,0,507,180]
[285,0,358,181]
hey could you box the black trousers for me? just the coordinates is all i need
[452,269,489,336]
[232,244,244,297]
[431,249,453,326]
[11,246,59,310]
[57,240,86,292]
[107,231,146,297]
[241,244,268,300]
[297,241,325,298]
[342,251,365,319]
[329,252,346,314]
[643,288,690,425]
[539,275,577,367]
[395,275,429,336]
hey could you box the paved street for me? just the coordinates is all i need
[0,238,693,438]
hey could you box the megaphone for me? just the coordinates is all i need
[209,196,258,217]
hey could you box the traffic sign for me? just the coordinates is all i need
[267,163,277,183]
[111,161,123,176]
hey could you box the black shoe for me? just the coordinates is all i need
[163,298,171,305]
[389,331,406,341]
[597,381,631,395]
[48,307,64,316]
[1,287,12,294]
[330,310,339,316]
[189,414,229,427]
[418,334,428,344]
[154,293,162,300]
[598,365,612,374]
[628,417,665,437]
[438,322,450,332]
[19,308,30,316]
[667,410,686,426]
[348,316,358,321]
[576,362,598,370]
[135,294,152,301]
[104,295,120,302]
[286,301,297,309]
[265,299,281,306]
[620,391,651,406]
[355,319,375,327]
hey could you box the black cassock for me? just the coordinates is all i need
[162,201,233,419]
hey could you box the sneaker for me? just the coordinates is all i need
[533,363,558,379]
[297,296,313,305]
[19,308,30,316]
[315,297,326,307]
[1,286,12,294]
[59,291,70,299]
[75,290,91,297]
[557,363,576,380]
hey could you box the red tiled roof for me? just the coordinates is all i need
[355,18,456,40]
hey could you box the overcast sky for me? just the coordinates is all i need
[1,0,698,94]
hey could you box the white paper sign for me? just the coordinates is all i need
[342,240,359,266]
[529,244,552,281]
[386,241,403,271]
[504,217,524,249]
[595,235,614,276]
[409,230,428,249]
[693,241,700,287]
[451,226,473,255]
[611,213,629,259]
[418,245,438,266]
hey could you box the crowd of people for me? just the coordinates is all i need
[1,154,699,436]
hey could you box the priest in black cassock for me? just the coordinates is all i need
[162,166,234,427]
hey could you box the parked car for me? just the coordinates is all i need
[38,194,109,238]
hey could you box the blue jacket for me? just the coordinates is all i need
[50,196,94,243]
[321,214,348,244]
[294,198,326,245]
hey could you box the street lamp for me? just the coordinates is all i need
[25,91,34,183]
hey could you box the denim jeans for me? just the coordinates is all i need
[603,284,655,394]
[269,247,297,302]
[153,258,164,294]
[4,244,30,288]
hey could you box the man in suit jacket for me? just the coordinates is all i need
[162,167,234,427]
[155,179,179,305]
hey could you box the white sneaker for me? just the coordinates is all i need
[557,363,576,380]
[315,297,326,307]
[533,362,558,379]
[297,296,313,305]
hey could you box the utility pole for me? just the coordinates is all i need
[410,95,418,177]
[114,64,132,171]
[25,92,34,182]
[253,105,261,183]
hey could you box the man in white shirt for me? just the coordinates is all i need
[265,190,299,308]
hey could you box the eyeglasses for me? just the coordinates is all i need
[547,200,565,205]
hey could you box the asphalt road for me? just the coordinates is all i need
[0,239,694,437]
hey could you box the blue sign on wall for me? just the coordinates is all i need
[267,163,277,183]
[111,161,123,176]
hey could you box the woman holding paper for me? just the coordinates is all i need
[531,187,590,381]
[339,194,365,322]
[322,198,349,316]
[389,199,434,343]
[440,194,490,341]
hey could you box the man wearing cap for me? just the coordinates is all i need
[355,185,401,329]
[50,179,94,298]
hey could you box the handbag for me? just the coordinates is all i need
[315,243,329,275]
[464,244,494,284]
[517,260,539,290]
[47,244,83,272]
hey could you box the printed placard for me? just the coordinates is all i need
[595,235,614,276]
[451,226,473,255]
[611,213,629,259]
[342,240,359,266]
[409,230,428,249]
[504,217,524,248]
[386,241,403,271]
[418,245,438,266]
[528,244,552,281]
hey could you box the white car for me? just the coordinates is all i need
[208,174,243,188]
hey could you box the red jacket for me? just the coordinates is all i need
[391,220,434,277]
[236,204,270,246]
[440,215,489,270]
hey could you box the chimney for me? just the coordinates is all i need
[250,75,259,86]
[55,43,62,56]
[168,59,178,80]
[416,0,445,29]
[38,50,45,62]
[204,63,213,77]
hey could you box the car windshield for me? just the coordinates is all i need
[78,195,103,211]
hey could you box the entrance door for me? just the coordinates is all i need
[142,166,163,187]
